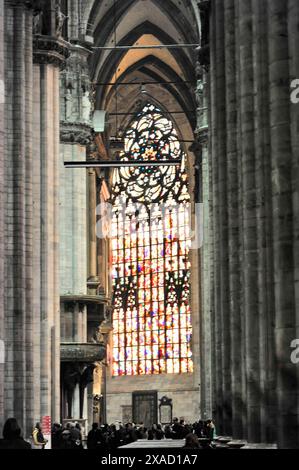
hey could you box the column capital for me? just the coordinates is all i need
[33,35,70,68]
[60,122,93,145]
[195,127,209,147]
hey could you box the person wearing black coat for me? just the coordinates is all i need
[0,418,31,449]
[87,423,101,449]
[52,423,63,449]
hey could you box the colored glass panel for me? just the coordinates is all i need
[111,104,193,375]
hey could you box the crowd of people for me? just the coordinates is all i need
[0,419,85,449]
[0,417,217,449]
[86,418,217,450]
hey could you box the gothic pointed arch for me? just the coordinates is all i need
[88,0,198,46]
[103,55,196,129]
[92,21,195,101]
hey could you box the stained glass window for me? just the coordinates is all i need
[111,104,193,376]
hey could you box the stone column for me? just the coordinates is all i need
[59,41,93,345]
[0,0,4,432]
[198,135,212,420]
[288,0,299,449]
[209,1,223,430]
[32,10,70,422]
[197,0,218,425]
[87,168,100,295]
[215,0,232,436]
[209,0,233,434]
[4,0,36,437]
[251,0,277,443]
[238,0,261,443]
[224,0,243,439]
[268,0,298,449]
[97,178,110,297]
[195,49,211,418]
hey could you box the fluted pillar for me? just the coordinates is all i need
[195,2,212,414]
[209,0,232,435]
[4,0,35,437]
[59,42,92,304]
[209,0,223,431]
[0,0,4,432]
[288,0,299,449]
[251,0,276,443]
[87,168,100,294]
[268,0,298,449]
[205,0,299,448]
[238,0,260,443]
[197,72,211,419]
[216,0,232,435]
[224,0,243,439]
[32,31,70,422]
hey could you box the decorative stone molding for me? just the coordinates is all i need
[197,0,210,45]
[195,126,208,147]
[60,42,94,126]
[60,294,110,305]
[60,121,93,145]
[196,45,210,70]
[6,0,38,8]
[33,35,70,69]
[87,277,102,293]
[60,342,106,362]
[197,0,210,70]
[86,134,99,160]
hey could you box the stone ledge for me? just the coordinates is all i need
[33,35,70,69]
[60,294,110,305]
[60,121,93,145]
[61,342,105,362]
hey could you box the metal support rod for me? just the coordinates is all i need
[109,137,195,143]
[93,80,196,86]
[64,160,182,168]
[108,111,195,116]
[92,44,199,51]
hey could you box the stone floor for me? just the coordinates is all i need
[121,439,185,448]
[120,437,278,449]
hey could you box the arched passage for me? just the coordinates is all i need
[86,0,201,425]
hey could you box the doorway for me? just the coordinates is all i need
[132,391,158,428]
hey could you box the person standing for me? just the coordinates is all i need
[87,423,100,449]
[0,418,31,449]
[69,422,83,449]
[205,419,216,440]
[51,423,63,449]
[32,423,47,449]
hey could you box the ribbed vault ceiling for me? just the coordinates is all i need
[86,0,199,141]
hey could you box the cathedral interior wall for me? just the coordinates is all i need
[107,373,200,425]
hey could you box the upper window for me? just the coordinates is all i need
[111,104,193,376]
